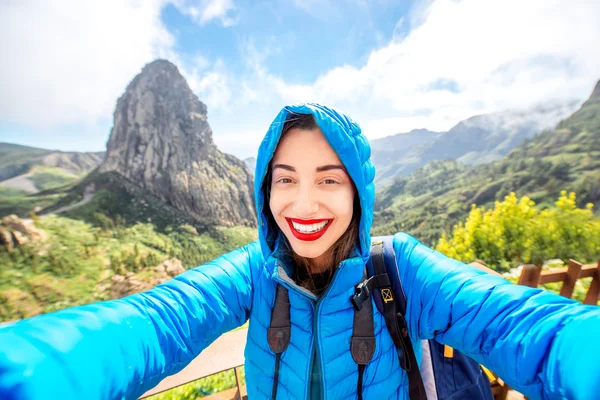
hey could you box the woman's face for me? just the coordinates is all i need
[269,127,355,269]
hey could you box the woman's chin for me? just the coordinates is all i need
[288,241,329,260]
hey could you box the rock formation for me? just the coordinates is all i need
[100,59,256,227]
[0,215,46,251]
[109,258,185,298]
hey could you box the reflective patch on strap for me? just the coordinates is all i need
[421,340,438,400]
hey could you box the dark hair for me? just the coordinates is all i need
[263,112,361,294]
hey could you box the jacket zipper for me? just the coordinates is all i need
[273,261,344,400]
[308,269,342,400]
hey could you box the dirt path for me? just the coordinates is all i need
[49,191,94,215]
[21,189,95,224]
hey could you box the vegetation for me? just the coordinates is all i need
[436,192,600,271]
[0,215,257,322]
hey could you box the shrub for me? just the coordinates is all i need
[437,191,600,271]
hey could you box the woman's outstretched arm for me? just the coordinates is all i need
[0,240,262,400]
[393,232,600,400]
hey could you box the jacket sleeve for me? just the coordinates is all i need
[393,232,600,400]
[0,240,262,400]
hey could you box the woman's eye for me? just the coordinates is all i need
[277,178,293,184]
[322,179,338,185]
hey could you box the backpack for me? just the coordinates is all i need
[349,236,495,400]
[267,236,495,399]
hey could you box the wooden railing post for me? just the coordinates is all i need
[518,264,542,288]
[560,259,583,299]
[583,261,600,305]
[234,367,243,400]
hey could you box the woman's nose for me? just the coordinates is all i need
[292,187,319,216]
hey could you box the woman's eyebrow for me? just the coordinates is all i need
[272,164,347,173]
[272,164,295,172]
[316,164,346,173]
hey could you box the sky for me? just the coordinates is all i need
[1,0,600,160]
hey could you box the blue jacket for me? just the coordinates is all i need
[1,104,599,400]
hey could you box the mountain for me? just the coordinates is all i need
[0,143,104,193]
[370,129,442,182]
[370,101,580,185]
[99,59,256,228]
[372,80,600,245]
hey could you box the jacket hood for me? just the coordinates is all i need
[254,103,375,265]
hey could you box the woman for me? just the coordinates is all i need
[0,104,599,400]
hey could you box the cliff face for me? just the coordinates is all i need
[100,59,256,227]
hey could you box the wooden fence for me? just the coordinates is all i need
[518,260,600,304]
[141,259,600,400]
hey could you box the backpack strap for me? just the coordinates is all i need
[351,239,428,400]
[351,269,376,400]
[268,284,291,399]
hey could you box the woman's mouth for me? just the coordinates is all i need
[285,218,333,241]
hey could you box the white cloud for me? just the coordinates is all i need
[187,59,232,111]
[176,0,238,27]
[0,0,175,128]
[231,0,600,144]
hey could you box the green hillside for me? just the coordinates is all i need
[28,166,81,191]
[0,143,53,181]
[372,85,600,245]
[0,142,103,184]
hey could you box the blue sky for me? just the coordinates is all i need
[162,1,410,83]
[1,0,600,159]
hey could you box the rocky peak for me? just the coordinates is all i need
[100,59,256,227]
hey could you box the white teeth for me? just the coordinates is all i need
[291,220,329,233]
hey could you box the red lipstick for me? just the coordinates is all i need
[285,218,333,242]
